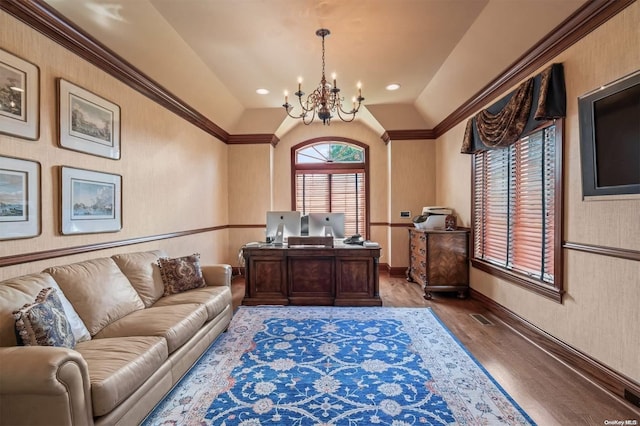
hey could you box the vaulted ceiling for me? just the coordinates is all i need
[42,0,588,136]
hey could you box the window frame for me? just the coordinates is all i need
[470,120,564,302]
[291,137,370,239]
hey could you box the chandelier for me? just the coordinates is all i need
[283,28,364,125]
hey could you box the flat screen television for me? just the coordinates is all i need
[265,211,301,245]
[578,70,640,199]
[308,212,345,238]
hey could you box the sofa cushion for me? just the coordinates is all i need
[93,304,208,353]
[13,287,76,348]
[44,258,145,336]
[75,336,168,416]
[0,273,89,346]
[157,254,206,296]
[152,286,232,321]
[111,250,167,308]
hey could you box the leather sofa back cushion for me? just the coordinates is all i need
[111,250,167,307]
[44,258,144,336]
[0,273,58,347]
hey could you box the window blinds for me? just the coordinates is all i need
[296,172,366,236]
[473,125,556,284]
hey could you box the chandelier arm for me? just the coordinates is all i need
[335,107,357,122]
[340,94,365,114]
[334,95,348,114]
[285,107,304,120]
[284,102,312,121]
[303,106,316,125]
[337,101,360,115]
[297,93,316,114]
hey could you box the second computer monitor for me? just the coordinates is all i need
[308,212,345,238]
[266,211,301,245]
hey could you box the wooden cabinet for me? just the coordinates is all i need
[242,244,381,306]
[406,228,469,299]
[245,248,288,305]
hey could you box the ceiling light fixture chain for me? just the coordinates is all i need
[283,28,364,125]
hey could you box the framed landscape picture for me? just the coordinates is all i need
[0,156,40,240]
[61,166,122,235]
[0,48,39,140]
[58,79,121,159]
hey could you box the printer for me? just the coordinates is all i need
[413,206,452,230]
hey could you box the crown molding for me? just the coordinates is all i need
[227,134,280,146]
[0,0,230,142]
[1,0,633,144]
[432,0,635,138]
[383,129,437,142]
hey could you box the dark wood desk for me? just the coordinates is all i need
[242,243,381,306]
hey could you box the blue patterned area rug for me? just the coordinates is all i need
[143,306,536,426]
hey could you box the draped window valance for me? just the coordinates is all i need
[461,63,565,154]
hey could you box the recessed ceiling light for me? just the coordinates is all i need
[386,83,401,91]
[256,88,269,95]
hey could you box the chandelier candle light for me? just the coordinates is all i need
[283,28,364,125]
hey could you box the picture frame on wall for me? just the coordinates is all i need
[0,48,39,140]
[0,156,41,240]
[61,166,122,235]
[58,79,121,159]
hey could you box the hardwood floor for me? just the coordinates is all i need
[230,272,640,425]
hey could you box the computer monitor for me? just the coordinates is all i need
[265,211,301,245]
[308,212,345,238]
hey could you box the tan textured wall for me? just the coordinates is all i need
[435,2,640,381]
[0,11,229,280]
[435,124,472,227]
[227,144,273,258]
[388,139,437,267]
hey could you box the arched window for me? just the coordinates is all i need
[292,138,369,238]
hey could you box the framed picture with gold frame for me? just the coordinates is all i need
[0,156,40,240]
[0,48,39,140]
[58,79,121,159]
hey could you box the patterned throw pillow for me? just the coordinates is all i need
[13,287,76,348]
[157,253,206,296]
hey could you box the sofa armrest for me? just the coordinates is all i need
[0,346,93,426]
[201,264,232,287]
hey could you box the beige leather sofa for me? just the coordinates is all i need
[0,250,233,426]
